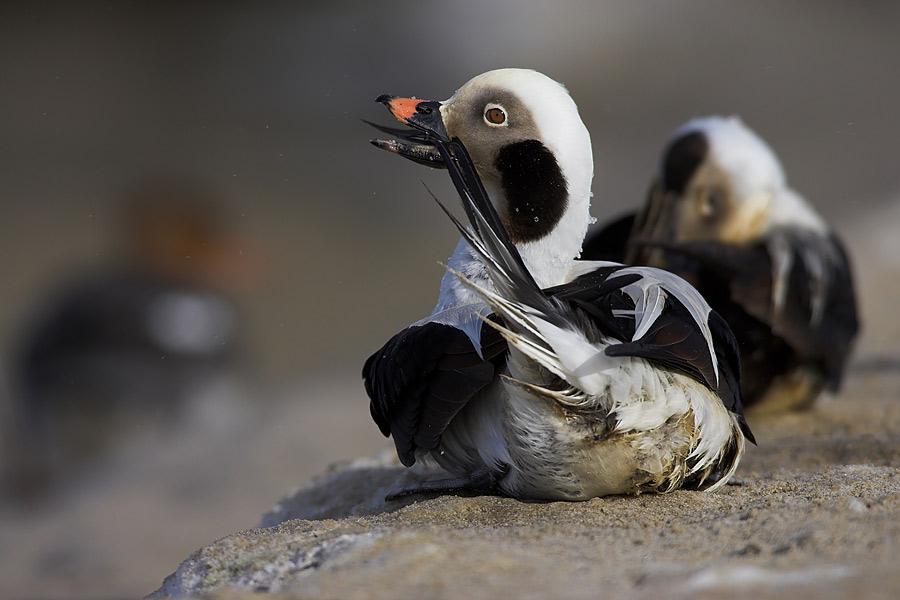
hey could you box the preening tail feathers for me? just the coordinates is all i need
[429,139,553,315]
[447,264,616,402]
[430,138,616,399]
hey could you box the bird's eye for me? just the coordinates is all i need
[484,104,507,126]
[697,187,719,217]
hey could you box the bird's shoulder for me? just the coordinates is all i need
[363,308,507,466]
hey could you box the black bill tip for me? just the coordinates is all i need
[370,138,446,168]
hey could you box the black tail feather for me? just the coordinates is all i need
[431,138,552,314]
[363,119,432,144]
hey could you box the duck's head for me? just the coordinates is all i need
[372,68,594,286]
[645,116,825,246]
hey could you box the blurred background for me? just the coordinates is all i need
[0,1,898,598]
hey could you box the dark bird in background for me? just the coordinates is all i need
[4,179,251,498]
[583,116,859,412]
[364,69,753,501]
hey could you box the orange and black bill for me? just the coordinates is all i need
[368,94,449,167]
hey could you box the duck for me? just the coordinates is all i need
[364,69,753,500]
[582,116,859,412]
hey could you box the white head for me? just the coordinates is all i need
[440,69,594,287]
[377,68,595,289]
[653,116,824,244]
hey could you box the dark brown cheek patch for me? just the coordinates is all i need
[663,131,709,195]
[495,140,569,243]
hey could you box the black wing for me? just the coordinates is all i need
[762,230,859,391]
[363,320,507,467]
[579,212,636,263]
[547,267,753,442]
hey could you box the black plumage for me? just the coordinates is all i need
[495,139,569,243]
[364,321,506,467]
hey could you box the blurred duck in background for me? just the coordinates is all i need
[582,116,859,413]
[3,178,255,500]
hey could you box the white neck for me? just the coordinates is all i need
[516,76,595,287]
[513,183,592,289]
[432,178,593,314]
[433,237,492,313]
